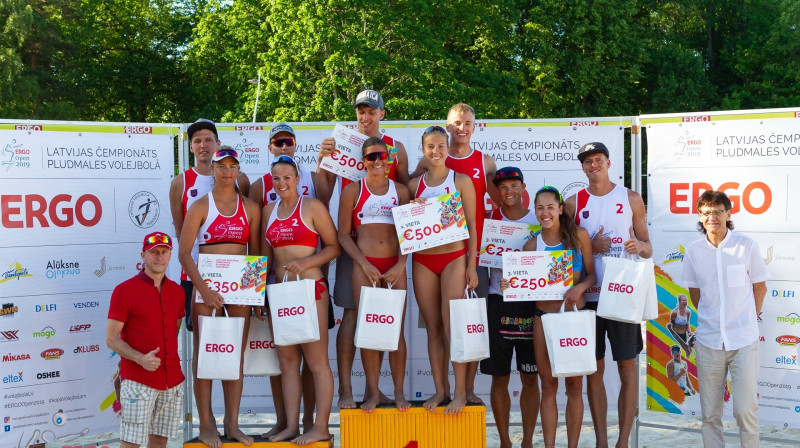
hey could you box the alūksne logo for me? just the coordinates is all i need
[663,244,685,264]
[0,261,33,284]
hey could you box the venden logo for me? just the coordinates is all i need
[73,301,100,309]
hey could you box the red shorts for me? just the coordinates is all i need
[365,256,399,275]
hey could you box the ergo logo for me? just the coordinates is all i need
[1,194,102,228]
[608,283,634,294]
[669,182,771,214]
[467,324,485,334]
[249,340,275,349]
[560,337,588,347]
[277,306,305,317]
[206,344,234,353]
[365,314,394,324]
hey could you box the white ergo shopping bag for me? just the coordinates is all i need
[449,288,490,363]
[197,307,245,380]
[355,282,406,351]
[243,314,281,376]
[597,256,656,324]
[541,302,597,377]
[266,272,319,346]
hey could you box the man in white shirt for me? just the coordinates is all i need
[682,190,769,448]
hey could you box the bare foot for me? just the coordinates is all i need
[395,393,411,411]
[225,427,253,446]
[445,394,466,415]
[338,391,357,409]
[360,393,380,412]
[198,426,222,448]
[466,391,483,405]
[292,427,330,445]
[423,392,445,412]
[260,422,286,439]
[377,390,394,405]
[267,427,299,443]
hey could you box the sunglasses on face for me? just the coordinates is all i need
[147,234,171,245]
[272,137,296,148]
[364,151,388,162]
[537,185,562,202]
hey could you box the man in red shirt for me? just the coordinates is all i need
[106,231,185,448]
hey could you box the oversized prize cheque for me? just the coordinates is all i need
[502,250,573,301]
[318,124,369,181]
[479,219,542,268]
[195,254,267,306]
[392,191,469,255]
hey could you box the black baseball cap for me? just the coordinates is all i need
[493,166,524,186]
[354,90,384,110]
[187,118,218,141]
[577,142,609,162]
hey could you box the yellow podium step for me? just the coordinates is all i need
[340,402,486,448]
[183,435,333,448]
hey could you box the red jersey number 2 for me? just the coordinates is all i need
[616,203,623,214]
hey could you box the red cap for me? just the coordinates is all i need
[142,232,173,251]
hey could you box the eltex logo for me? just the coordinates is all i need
[0,330,19,342]
[775,355,797,366]
[776,335,800,347]
[0,261,33,284]
[2,372,23,384]
[128,191,159,228]
[0,303,18,317]
[32,326,56,339]
[663,244,685,264]
[41,348,64,360]
[777,313,800,325]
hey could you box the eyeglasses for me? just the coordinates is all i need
[422,125,447,135]
[364,151,388,162]
[536,185,562,202]
[213,148,239,161]
[272,137,296,148]
[698,209,727,217]
[147,234,171,245]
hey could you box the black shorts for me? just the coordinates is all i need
[584,301,643,362]
[479,294,537,376]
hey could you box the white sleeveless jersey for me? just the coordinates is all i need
[262,167,316,205]
[573,184,634,302]
[488,208,539,296]
[415,170,457,199]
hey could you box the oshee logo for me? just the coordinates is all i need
[669,182,771,214]
[128,191,159,228]
[777,313,800,325]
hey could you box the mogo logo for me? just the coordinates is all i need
[669,182,772,214]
